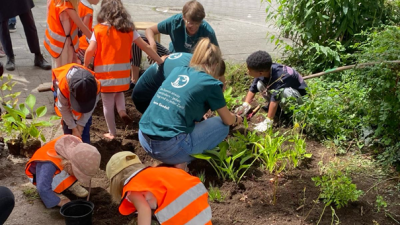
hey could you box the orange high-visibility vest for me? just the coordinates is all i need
[44,1,79,58]
[78,0,93,50]
[119,167,212,225]
[93,24,133,93]
[51,63,100,120]
[25,135,76,194]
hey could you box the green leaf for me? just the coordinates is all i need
[36,106,47,118]
[25,94,36,110]
[304,153,313,158]
[192,154,212,161]
[29,126,40,138]
[40,133,46,142]
[32,121,53,127]
[19,103,30,116]
[50,115,61,121]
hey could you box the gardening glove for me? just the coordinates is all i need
[235,102,251,117]
[254,117,273,132]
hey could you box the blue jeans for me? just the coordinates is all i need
[139,117,229,165]
[62,117,92,144]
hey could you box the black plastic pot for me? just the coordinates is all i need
[60,200,94,225]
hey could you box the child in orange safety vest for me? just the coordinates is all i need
[77,0,100,64]
[84,0,166,140]
[45,0,92,68]
[25,135,101,208]
[106,151,212,225]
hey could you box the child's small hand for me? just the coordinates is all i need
[57,197,70,207]
[72,127,82,139]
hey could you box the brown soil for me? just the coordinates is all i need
[1,91,399,225]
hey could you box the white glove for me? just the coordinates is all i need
[235,102,251,117]
[254,118,273,132]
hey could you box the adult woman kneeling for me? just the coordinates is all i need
[138,38,242,170]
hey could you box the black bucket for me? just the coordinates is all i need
[60,200,94,225]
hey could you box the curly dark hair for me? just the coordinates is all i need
[246,50,272,72]
[97,0,134,33]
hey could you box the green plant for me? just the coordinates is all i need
[376,195,387,212]
[254,127,311,204]
[1,94,60,144]
[208,183,226,202]
[197,170,206,183]
[223,86,242,111]
[22,187,40,203]
[312,160,364,224]
[0,74,21,109]
[192,141,256,183]
[224,62,252,97]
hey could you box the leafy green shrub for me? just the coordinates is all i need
[1,94,59,144]
[263,0,400,73]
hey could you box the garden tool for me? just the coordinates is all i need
[246,104,261,120]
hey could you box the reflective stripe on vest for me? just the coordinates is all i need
[94,63,131,73]
[155,183,209,224]
[47,26,67,43]
[44,35,63,55]
[185,206,212,225]
[51,170,70,191]
[100,77,131,87]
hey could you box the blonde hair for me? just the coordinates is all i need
[182,0,205,22]
[109,164,146,204]
[97,0,134,33]
[54,0,79,11]
[190,38,223,79]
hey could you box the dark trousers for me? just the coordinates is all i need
[0,186,15,224]
[0,10,40,58]
[62,117,93,144]
[132,34,170,67]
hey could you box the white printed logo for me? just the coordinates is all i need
[168,53,183,60]
[171,75,189,88]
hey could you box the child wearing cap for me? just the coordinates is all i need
[25,135,101,208]
[235,50,308,131]
[52,63,101,144]
[106,151,212,225]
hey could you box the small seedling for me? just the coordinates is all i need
[375,195,387,213]
[208,183,226,202]
[22,187,40,203]
[197,170,206,183]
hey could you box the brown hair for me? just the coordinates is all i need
[182,0,205,22]
[190,38,223,78]
[54,0,79,11]
[109,164,146,204]
[97,0,135,33]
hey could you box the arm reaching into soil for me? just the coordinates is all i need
[217,106,242,126]
[133,37,165,65]
[128,192,152,225]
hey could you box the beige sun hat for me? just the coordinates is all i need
[106,151,142,180]
[53,135,101,186]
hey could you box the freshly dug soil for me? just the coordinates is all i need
[86,91,400,225]
[20,139,42,158]
[7,138,21,156]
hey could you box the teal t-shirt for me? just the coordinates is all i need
[132,52,192,104]
[139,66,226,138]
[157,14,219,53]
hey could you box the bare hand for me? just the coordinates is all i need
[77,125,84,135]
[57,198,70,207]
[72,127,82,139]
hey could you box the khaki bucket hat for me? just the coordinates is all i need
[106,151,142,180]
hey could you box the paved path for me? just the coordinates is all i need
[0,0,288,224]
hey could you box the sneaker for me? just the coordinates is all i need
[8,23,16,33]
[68,182,88,198]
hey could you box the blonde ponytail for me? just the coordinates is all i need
[190,38,223,79]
